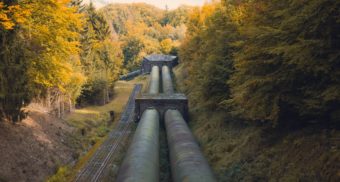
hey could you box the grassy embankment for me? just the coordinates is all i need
[47,76,148,182]
[173,64,340,181]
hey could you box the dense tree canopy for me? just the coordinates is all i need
[180,3,239,109]
[0,0,124,122]
[230,0,340,125]
[180,0,340,126]
[77,2,123,106]
[0,0,85,122]
[1,0,338,127]
[0,1,194,122]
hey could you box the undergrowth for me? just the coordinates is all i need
[174,64,340,181]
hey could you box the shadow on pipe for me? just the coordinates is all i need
[116,109,160,182]
[165,109,216,182]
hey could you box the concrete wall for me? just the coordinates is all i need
[135,93,188,122]
[141,60,173,74]
[141,55,178,74]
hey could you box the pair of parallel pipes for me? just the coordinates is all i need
[117,65,215,182]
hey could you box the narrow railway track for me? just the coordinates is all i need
[75,84,142,182]
[76,58,214,182]
[117,64,215,182]
[116,66,161,181]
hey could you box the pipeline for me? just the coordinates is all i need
[116,109,160,182]
[119,69,141,80]
[162,65,174,94]
[117,65,161,181]
[148,66,160,94]
[165,109,216,182]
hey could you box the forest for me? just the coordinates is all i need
[177,0,339,180]
[180,0,340,127]
[0,0,191,122]
[0,0,339,181]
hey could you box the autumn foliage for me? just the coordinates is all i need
[0,1,193,122]
[1,0,339,127]
[0,0,122,122]
[180,0,340,126]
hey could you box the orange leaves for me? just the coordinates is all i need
[0,2,16,29]
[160,38,173,54]
[18,0,85,92]
[228,3,248,25]
[0,2,30,30]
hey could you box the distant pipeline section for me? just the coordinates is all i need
[162,65,174,94]
[119,69,141,81]
[148,66,160,94]
[117,65,161,182]
[119,54,178,81]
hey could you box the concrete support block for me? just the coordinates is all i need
[135,93,188,122]
[141,54,178,74]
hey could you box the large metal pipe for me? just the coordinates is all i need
[148,66,160,94]
[165,109,216,182]
[162,65,174,94]
[116,109,160,182]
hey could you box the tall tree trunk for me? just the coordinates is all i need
[68,95,72,112]
[57,95,61,118]
[46,88,51,109]
[106,85,110,103]
[103,88,106,105]
[61,95,65,118]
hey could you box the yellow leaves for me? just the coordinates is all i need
[0,3,15,29]
[18,0,85,93]
[186,3,218,37]
[0,2,30,30]
[228,4,247,25]
[160,38,173,54]
[0,21,14,30]
[125,20,148,36]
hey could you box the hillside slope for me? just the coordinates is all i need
[0,107,77,182]
[174,64,340,181]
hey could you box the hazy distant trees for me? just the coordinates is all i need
[101,3,193,71]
